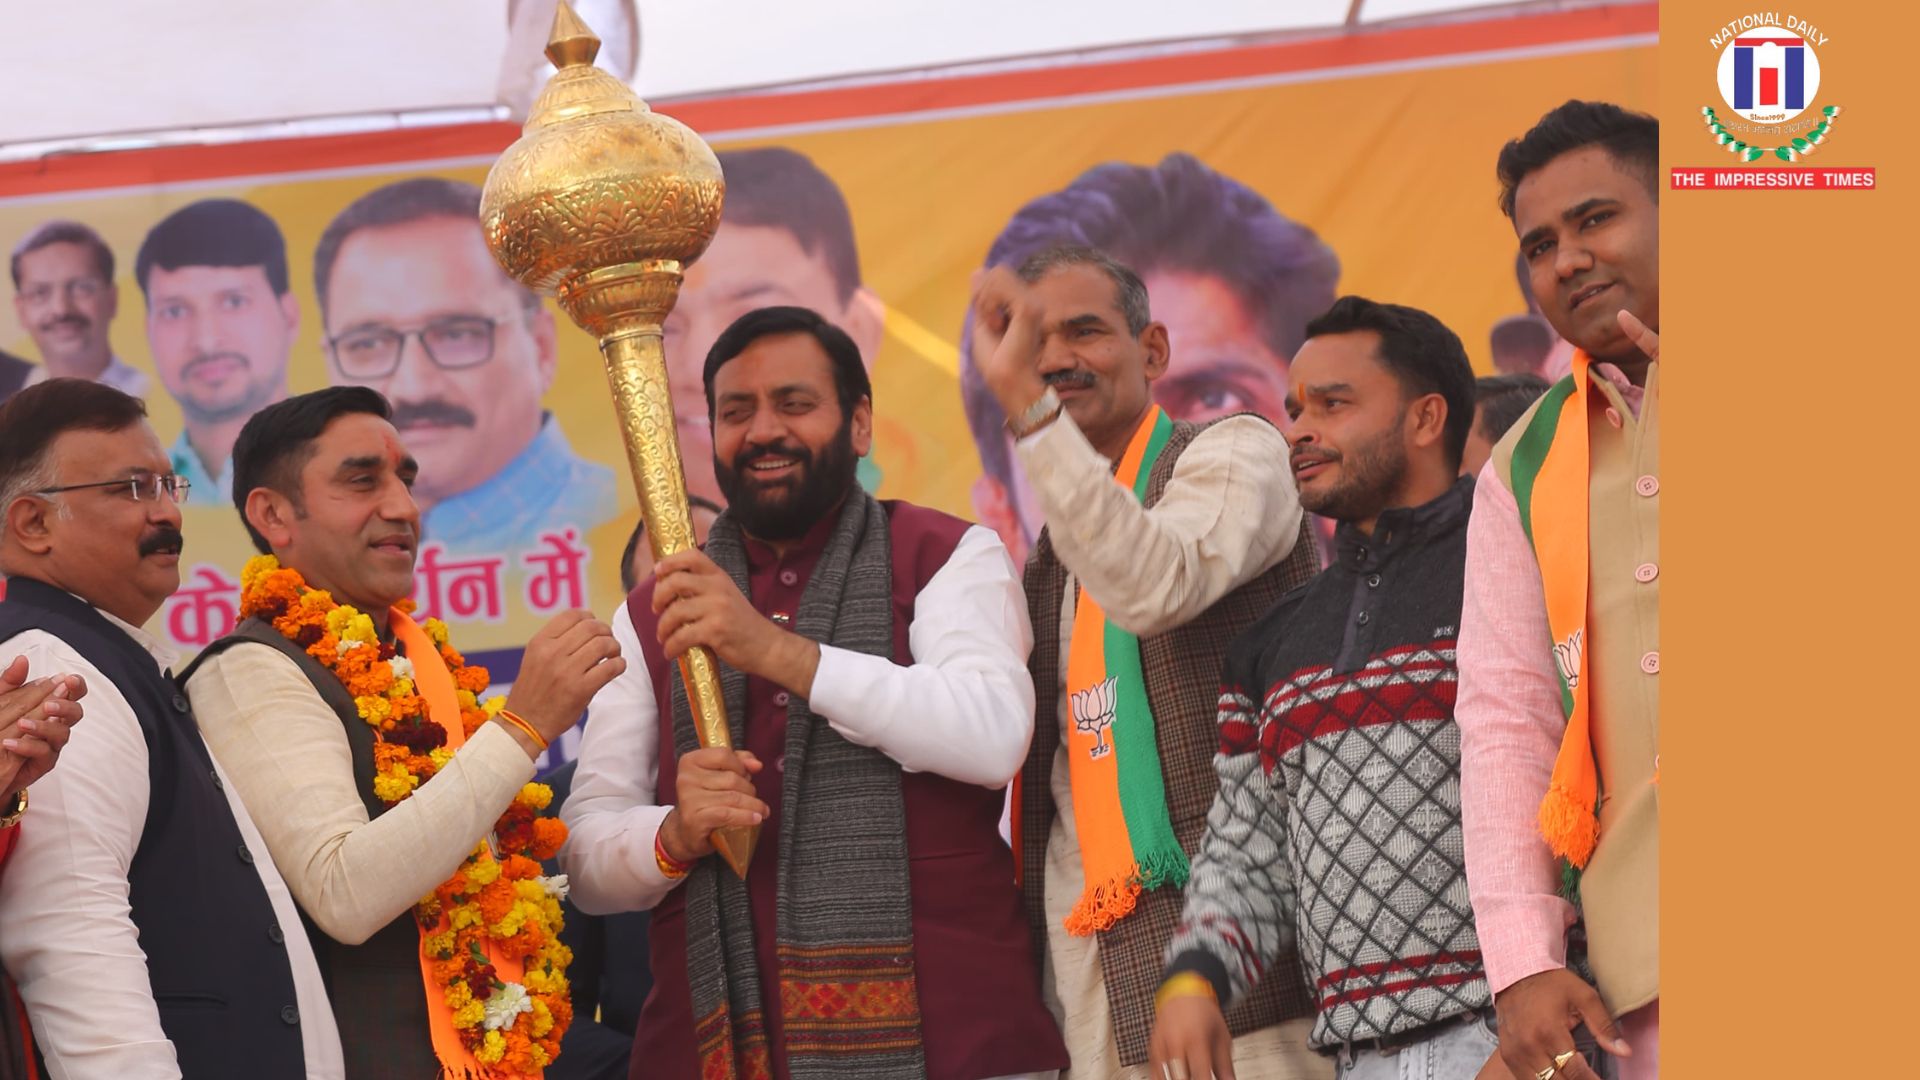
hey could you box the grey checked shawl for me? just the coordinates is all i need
[672,491,925,1080]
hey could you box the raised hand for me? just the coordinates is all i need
[1616,309,1659,363]
[970,266,1052,421]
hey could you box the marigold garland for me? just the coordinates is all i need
[240,555,572,1076]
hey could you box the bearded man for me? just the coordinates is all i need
[562,306,1067,1080]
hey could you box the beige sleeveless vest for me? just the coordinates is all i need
[1490,363,1660,1014]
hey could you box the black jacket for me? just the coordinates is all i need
[0,578,306,1079]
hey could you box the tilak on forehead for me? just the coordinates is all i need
[329,429,419,483]
[380,431,410,465]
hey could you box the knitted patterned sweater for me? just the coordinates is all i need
[1165,477,1491,1049]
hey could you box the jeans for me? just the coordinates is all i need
[1331,1013,1621,1080]
[1331,1013,1500,1080]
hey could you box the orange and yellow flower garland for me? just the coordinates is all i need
[239,555,573,1075]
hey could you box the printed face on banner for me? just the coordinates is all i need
[1143,271,1291,424]
[145,264,297,430]
[323,215,557,512]
[13,241,118,374]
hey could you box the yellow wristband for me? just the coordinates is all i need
[498,709,549,751]
[1154,972,1219,1011]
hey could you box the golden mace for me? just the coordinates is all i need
[480,1,755,877]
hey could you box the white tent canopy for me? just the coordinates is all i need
[0,0,1566,161]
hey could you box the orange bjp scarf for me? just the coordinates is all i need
[1056,405,1189,934]
[1505,352,1604,892]
[393,612,527,1077]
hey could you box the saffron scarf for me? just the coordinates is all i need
[393,612,528,1078]
[1506,352,1601,889]
[1061,404,1190,934]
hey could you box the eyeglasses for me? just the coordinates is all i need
[36,474,191,503]
[327,316,500,380]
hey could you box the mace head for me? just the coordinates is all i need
[480,1,725,307]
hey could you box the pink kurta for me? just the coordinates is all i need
[1457,363,1657,1080]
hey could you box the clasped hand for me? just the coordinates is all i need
[0,656,88,801]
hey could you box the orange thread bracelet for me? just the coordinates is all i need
[654,831,692,879]
[498,708,548,750]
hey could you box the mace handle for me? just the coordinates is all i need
[599,329,758,879]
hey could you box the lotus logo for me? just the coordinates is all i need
[1071,677,1119,761]
[1553,630,1585,692]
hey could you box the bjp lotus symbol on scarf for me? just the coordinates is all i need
[1553,630,1584,691]
[1072,677,1120,761]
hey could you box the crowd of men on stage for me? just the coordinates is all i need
[0,99,1658,1080]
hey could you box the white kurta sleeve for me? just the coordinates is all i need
[804,525,1036,788]
[186,643,536,945]
[559,601,677,916]
[1013,413,1301,638]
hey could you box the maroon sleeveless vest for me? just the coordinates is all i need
[627,501,1067,1080]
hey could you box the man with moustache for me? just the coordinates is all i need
[0,378,342,1079]
[137,199,300,505]
[663,146,890,507]
[562,306,1066,1080]
[971,246,1324,1080]
[10,221,149,398]
[317,176,616,553]
[1458,100,1660,1080]
[180,386,623,1076]
[958,154,1340,565]
[1151,297,1497,1080]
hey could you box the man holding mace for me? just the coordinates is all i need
[562,307,1067,1080]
